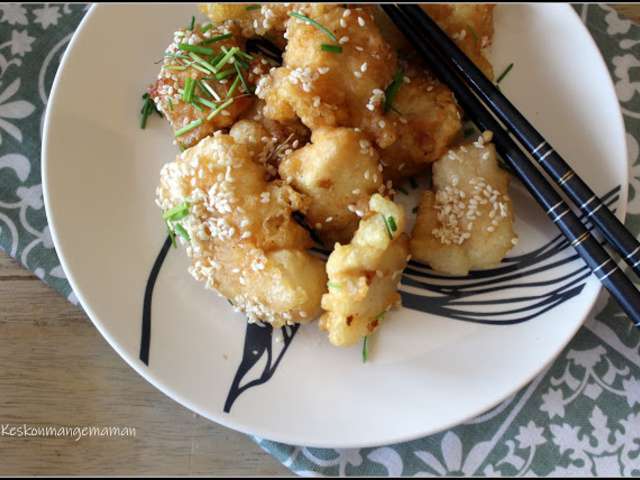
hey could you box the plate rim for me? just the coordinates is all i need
[41,3,629,449]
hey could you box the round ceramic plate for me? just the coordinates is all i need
[42,4,628,448]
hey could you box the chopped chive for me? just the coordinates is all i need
[327,282,342,290]
[233,62,252,94]
[289,12,337,42]
[496,62,514,84]
[182,77,196,103]
[397,186,409,195]
[201,33,233,45]
[164,53,191,61]
[174,223,190,242]
[167,97,174,111]
[140,98,152,129]
[235,49,254,61]
[235,58,250,70]
[195,96,219,109]
[201,23,213,33]
[178,43,214,56]
[174,118,203,137]
[206,97,234,121]
[245,5,260,10]
[190,63,211,75]
[321,43,342,53]
[215,68,236,80]
[163,202,190,221]
[166,221,177,248]
[189,16,195,31]
[188,52,217,73]
[384,68,404,113]
[226,74,241,98]
[382,214,397,239]
[409,177,418,189]
[362,336,369,363]
[214,46,239,71]
[165,65,188,71]
[200,79,221,100]
[466,24,479,45]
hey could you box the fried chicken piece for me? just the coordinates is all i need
[320,194,410,347]
[279,127,383,245]
[380,64,462,182]
[259,5,399,148]
[150,23,268,148]
[156,134,327,326]
[421,4,495,80]
[410,133,517,276]
[230,100,310,178]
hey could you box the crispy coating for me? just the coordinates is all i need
[421,4,495,80]
[410,134,517,276]
[320,194,410,347]
[231,100,310,178]
[279,127,383,245]
[156,134,327,326]
[380,64,462,182]
[150,24,267,148]
[259,5,399,148]
[198,3,302,48]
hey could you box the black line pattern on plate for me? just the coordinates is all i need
[139,186,620,411]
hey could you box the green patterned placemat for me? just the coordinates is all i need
[0,3,638,476]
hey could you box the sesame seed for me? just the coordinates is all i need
[357,16,365,27]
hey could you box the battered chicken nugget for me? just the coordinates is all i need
[230,100,310,178]
[279,127,383,245]
[320,194,410,347]
[259,5,399,148]
[380,64,462,182]
[410,133,517,276]
[150,23,269,148]
[422,4,495,80]
[156,134,327,326]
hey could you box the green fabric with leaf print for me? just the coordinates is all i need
[0,3,638,476]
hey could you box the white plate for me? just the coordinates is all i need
[42,4,628,448]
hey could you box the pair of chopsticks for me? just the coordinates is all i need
[382,4,640,327]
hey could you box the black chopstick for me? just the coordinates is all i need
[382,4,640,326]
[402,4,640,280]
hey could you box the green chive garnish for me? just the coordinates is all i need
[496,63,514,84]
[140,93,161,129]
[167,97,174,111]
[362,336,369,363]
[245,5,260,10]
[328,282,342,290]
[174,118,203,137]
[201,23,213,33]
[163,202,190,221]
[466,24,479,45]
[201,33,233,45]
[321,44,342,54]
[206,97,234,121]
[235,50,254,62]
[166,221,177,248]
[178,43,214,56]
[182,77,196,103]
[189,16,195,31]
[195,96,219,109]
[188,52,217,73]
[233,62,252,94]
[200,79,220,100]
[382,214,397,239]
[190,63,211,75]
[215,68,236,80]
[165,65,189,71]
[174,223,190,242]
[214,46,239,71]
[289,12,337,42]
[226,74,241,98]
[384,68,404,113]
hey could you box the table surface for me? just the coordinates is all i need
[0,4,637,477]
